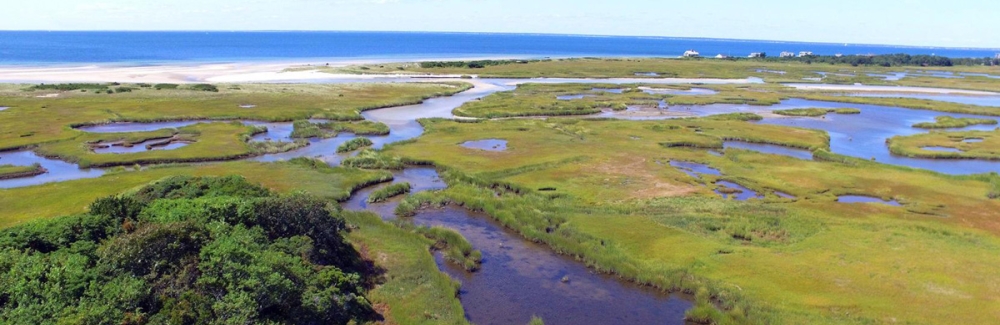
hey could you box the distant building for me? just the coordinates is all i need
[715,54,729,59]
[779,51,796,58]
[798,51,814,57]
[683,50,700,58]
[835,53,844,58]
[995,53,1000,59]
[748,52,765,58]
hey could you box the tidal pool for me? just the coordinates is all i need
[921,146,963,153]
[76,120,209,133]
[715,181,763,201]
[669,161,721,178]
[963,138,984,143]
[556,94,594,100]
[591,88,625,94]
[0,106,9,111]
[723,141,814,160]
[837,195,901,206]
[92,139,190,154]
[461,139,507,152]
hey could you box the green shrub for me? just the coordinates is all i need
[342,149,405,170]
[0,176,375,324]
[337,137,374,153]
[188,84,219,92]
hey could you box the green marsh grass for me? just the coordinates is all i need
[367,182,411,203]
[408,224,483,271]
[337,137,375,153]
[888,129,1000,160]
[0,163,45,180]
[912,116,998,129]
[0,82,469,152]
[384,116,1000,324]
[773,107,860,117]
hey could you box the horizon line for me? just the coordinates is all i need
[3,29,999,52]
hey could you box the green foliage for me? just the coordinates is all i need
[26,83,110,91]
[419,59,542,69]
[773,108,860,117]
[152,83,179,90]
[292,120,391,139]
[529,315,546,325]
[913,116,998,129]
[0,176,374,324]
[342,149,406,170]
[411,225,482,272]
[367,182,411,203]
[188,84,219,92]
[337,137,374,153]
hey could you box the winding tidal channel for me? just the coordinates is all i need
[3,76,1000,324]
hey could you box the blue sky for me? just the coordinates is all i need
[2,0,996,48]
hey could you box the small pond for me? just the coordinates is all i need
[963,138,984,143]
[642,87,719,96]
[669,161,721,178]
[715,181,763,201]
[556,94,595,100]
[837,195,901,206]
[723,141,814,160]
[462,139,507,152]
[921,146,963,153]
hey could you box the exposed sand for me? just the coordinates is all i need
[0,59,763,85]
[785,83,1000,95]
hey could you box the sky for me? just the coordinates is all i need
[1,0,997,49]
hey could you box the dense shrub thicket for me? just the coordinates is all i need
[746,53,999,67]
[419,59,545,69]
[0,175,374,324]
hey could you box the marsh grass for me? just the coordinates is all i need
[342,149,406,170]
[912,116,998,129]
[406,224,483,271]
[33,122,304,168]
[0,82,467,151]
[367,182,411,203]
[888,129,1000,160]
[773,107,860,117]
[0,163,45,180]
[292,120,391,139]
[337,137,375,153]
[383,115,1000,324]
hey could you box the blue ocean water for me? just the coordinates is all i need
[0,31,997,65]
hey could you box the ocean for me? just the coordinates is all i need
[1,31,997,66]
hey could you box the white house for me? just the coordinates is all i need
[779,51,796,58]
[683,50,700,58]
[798,51,814,57]
[748,52,765,58]
[715,54,729,59]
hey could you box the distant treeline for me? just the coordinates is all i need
[419,59,548,69]
[736,53,999,67]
